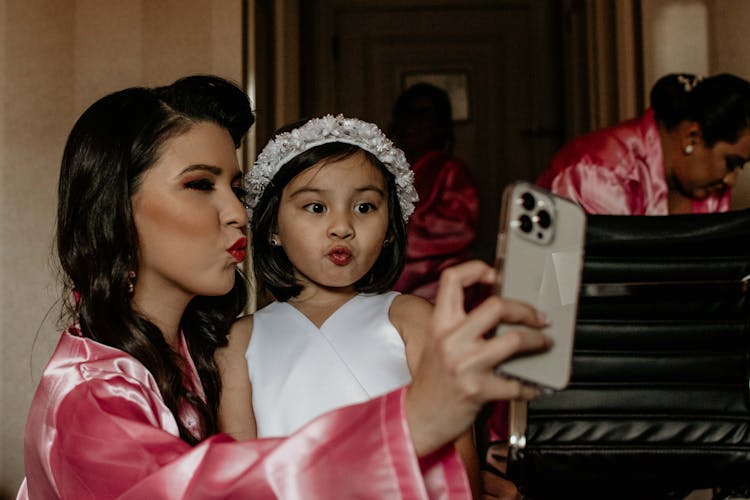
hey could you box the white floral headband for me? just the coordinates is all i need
[244,114,418,222]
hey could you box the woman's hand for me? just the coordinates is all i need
[404,260,551,456]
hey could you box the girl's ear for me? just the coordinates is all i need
[270,233,281,247]
[383,233,394,247]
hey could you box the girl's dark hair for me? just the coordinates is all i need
[650,72,750,147]
[56,75,253,444]
[251,142,407,302]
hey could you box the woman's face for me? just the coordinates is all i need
[274,151,390,294]
[674,127,750,199]
[131,121,248,307]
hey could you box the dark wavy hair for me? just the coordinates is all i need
[650,72,750,147]
[56,75,253,444]
[251,141,407,302]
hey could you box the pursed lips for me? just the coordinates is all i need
[327,246,352,266]
[227,237,247,262]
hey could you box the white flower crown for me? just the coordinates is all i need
[244,114,417,222]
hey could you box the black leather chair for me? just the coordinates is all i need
[502,209,750,499]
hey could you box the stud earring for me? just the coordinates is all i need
[270,238,280,247]
[684,144,694,155]
[127,271,136,294]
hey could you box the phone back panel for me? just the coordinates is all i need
[494,181,586,390]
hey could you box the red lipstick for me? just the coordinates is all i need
[328,246,352,266]
[228,237,247,263]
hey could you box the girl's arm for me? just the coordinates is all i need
[215,315,257,440]
[391,293,483,499]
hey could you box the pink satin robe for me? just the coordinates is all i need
[18,326,470,499]
[537,109,730,214]
[394,151,480,303]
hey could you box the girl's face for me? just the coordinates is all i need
[131,121,248,307]
[274,151,390,294]
[672,127,750,199]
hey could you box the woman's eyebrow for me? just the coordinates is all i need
[179,164,222,176]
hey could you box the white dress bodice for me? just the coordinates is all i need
[247,291,412,437]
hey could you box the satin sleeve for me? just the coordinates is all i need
[24,380,469,499]
[395,158,480,301]
[547,161,639,215]
[407,161,479,259]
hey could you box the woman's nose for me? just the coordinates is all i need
[224,190,249,228]
[723,169,739,188]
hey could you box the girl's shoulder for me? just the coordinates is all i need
[389,293,433,373]
[390,292,433,312]
[389,293,433,334]
[224,314,255,354]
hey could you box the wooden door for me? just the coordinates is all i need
[303,0,563,262]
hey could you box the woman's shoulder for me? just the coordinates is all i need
[34,330,163,407]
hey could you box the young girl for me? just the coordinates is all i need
[217,114,481,495]
[19,75,551,498]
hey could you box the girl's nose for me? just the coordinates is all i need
[328,210,354,239]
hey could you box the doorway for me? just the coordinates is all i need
[301,0,566,262]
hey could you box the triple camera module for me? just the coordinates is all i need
[511,190,555,244]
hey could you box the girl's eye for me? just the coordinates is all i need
[185,179,215,191]
[304,203,326,214]
[355,202,376,214]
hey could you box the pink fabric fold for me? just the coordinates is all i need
[18,328,471,499]
[394,151,480,303]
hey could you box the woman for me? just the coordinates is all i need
[389,82,481,303]
[18,75,550,499]
[537,73,750,214]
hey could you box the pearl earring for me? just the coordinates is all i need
[684,144,694,155]
[270,238,280,247]
[127,271,136,294]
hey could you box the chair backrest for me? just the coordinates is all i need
[506,209,750,499]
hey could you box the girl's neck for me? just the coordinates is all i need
[287,285,358,328]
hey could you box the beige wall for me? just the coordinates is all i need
[0,1,244,496]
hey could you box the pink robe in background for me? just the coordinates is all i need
[536,109,730,214]
[394,151,480,303]
[18,326,470,499]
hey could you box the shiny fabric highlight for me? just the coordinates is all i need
[394,151,480,303]
[18,327,471,499]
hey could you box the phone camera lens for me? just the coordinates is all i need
[536,209,552,228]
[519,214,533,233]
[520,192,536,210]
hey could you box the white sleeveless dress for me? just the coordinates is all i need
[247,291,412,437]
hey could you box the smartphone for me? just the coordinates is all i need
[493,181,586,391]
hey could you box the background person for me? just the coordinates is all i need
[537,73,750,214]
[389,82,481,303]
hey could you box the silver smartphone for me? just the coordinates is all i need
[493,181,586,391]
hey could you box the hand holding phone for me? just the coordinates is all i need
[493,181,586,390]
